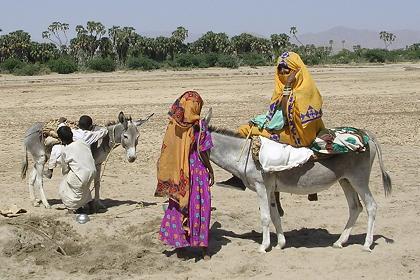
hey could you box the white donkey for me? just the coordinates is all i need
[21,112,153,209]
[205,109,391,252]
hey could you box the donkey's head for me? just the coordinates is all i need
[116,111,153,163]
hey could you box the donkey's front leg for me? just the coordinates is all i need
[93,164,106,210]
[255,183,272,253]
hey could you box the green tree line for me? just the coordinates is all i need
[1,22,419,75]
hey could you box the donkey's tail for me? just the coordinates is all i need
[21,145,28,180]
[365,130,392,196]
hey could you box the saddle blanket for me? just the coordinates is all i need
[310,127,369,154]
[258,136,314,172]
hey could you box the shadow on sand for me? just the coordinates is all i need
[100,198,157,209]
[163,221,232,262]
[48,198,157,214]
[210,224,394,251]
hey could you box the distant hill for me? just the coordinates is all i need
[295,26,420,51]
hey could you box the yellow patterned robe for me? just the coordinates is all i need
[239,51,324,147]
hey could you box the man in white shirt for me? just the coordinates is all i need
[57,125,97,212]
[45,115,107,178]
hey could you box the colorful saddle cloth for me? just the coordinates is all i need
[310,127,369,154]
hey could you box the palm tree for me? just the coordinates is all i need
[42,21,69,52]
[379,31,396,50]
[108,26,136,63]
[329,39,334,50]
[270,33,290,59]
[289,26,304,46]
[170,26,188,59]
[0,30,32,61]
[72,21,106,59]
[189,31,232,54]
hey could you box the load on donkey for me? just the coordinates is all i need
[21,111,153,210]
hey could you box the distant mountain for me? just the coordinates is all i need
[294,26,420,51]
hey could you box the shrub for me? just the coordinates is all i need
[404,49,420,60]
[1,58,24,72]
[127,56,160,70]
[13,63,42,76]
[241,53,269,66]
[216,55,239,68]
[171,53,206,68]
[87,57,116,72]
[48,58,78,74]
[202,53,219,67]
[330,50,356,64]
[363,49,387,63]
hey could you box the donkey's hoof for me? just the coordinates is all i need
[333,242,343,249]
[33,200,42,207]
[258,245,267,253]
[274,244,284,250]
[276,237,286,249]
[362,246,372,252]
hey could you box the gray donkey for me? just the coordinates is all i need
[204,109,391,252]
[21,112,153,209]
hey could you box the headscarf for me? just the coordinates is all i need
[271,52,323,146]
[155,91,203,211]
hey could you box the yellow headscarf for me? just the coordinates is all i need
[155,91,203,211]
[271,52,324,146]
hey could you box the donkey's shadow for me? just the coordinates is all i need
[211,224,394,251]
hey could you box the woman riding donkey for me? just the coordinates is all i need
[223,51,324,202]
[155,91,214,260]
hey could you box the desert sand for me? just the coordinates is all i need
[0,63,419,279]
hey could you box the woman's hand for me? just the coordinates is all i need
[285,69,298,88]
[209,171,214,187]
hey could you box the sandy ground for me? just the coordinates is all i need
[0,64,419,280]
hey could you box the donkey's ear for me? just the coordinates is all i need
[203,107,212,124]
[134,113,154,127]
[118,112,125,124]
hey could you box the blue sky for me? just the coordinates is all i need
[1,0,419,40]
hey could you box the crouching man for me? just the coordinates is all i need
[57,125,96,213]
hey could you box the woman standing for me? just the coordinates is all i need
[155,91,214,260]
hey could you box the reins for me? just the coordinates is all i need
[89,125,119,192]
[242,137,253,188]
